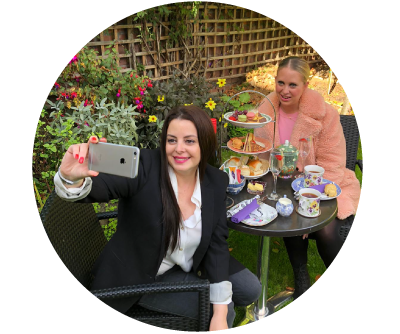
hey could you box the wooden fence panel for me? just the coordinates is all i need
[86,4,322,82]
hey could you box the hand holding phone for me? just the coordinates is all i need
[88,142,140,178]
[59,136,107,184]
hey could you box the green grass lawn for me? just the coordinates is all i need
[224,139,362,325]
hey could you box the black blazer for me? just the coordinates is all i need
[79,148,231,313]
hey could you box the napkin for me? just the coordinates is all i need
[231,199,259,223]
[308,183,328,193]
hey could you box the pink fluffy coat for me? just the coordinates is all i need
[255,89,361,219]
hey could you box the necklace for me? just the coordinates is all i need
[280,110,298,120]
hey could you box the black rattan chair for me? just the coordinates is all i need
[340,115,363,173]
[338,115,362,241]
[40,191,210,331]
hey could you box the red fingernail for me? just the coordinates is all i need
[91,136,97,142]
[75,154,79,159]
[79,157,84,164]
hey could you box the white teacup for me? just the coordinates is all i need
[298,188,322,217]
[304,165,325,188]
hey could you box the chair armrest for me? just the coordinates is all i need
[96,210,118,220]
[356,159,363,173]
[93,280,210,331]
[92,280,210,300]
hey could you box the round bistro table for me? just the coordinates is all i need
[227,171,338,324]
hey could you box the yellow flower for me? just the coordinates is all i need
[66,101,72,109]
[205,98,216,111]
[224,123,228,128]
[217,78,226,88]
[157,95,164,102]
[148,115,157,123]
[184,103,193,106]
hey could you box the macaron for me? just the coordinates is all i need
[247,112,255,120]
[238,114,247,122]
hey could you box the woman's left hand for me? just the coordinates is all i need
[209,304,228,331]
[302,234,309,239]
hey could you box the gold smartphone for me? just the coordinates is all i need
[88,142,140,178]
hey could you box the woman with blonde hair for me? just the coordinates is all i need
[255,56,360,299]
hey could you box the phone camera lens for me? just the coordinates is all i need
[134,152,137,156]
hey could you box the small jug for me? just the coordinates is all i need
[276,195,294,217]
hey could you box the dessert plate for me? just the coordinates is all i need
[291,177,342,200]
[226,196,277,226]
[224,112,272,129]
[227,136,272,155]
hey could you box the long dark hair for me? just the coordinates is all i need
[160,105,216,256]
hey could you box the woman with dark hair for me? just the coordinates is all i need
[255,56,361,299]
[54,105,261,330]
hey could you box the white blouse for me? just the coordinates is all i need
[54,168,232,304]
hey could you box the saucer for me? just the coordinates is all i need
[291,177,341,200]
[226,197,234,209]
[295,205,321,218]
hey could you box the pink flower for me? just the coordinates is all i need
[117,93,120,97]
[140,91,144,95]
[69,55,78,64]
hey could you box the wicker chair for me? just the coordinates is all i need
[338,115,363,241]
[340,115,363,173]
[40,191,210,331]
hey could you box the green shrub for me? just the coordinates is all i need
[33,109,82,208]
[102,219,118,241]
[147,71,229,120]
[50,45,153,110]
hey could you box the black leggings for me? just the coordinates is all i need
[284,215,354,269]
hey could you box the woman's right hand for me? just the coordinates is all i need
[59,136,107,184]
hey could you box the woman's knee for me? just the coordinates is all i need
[230,269,261,306]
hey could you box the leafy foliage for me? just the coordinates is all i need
[148,71,229,121]
[50,46,153,114]
[33,109,83,208]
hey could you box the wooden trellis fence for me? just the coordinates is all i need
[87,3,322,82]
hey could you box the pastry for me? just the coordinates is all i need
[226,157,241,167]
[231,138,243,150]
[240,165,250,177]
[248,159,264,176]
[248,182,264,192]
[238,115,247,122]
[324,184,337,197]
[246,112,255,120]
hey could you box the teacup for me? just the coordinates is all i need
[304,165,325,188]
[297,188,321,217]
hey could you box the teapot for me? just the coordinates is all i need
[277,140,299,179]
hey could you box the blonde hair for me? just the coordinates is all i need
[277,56,310,83]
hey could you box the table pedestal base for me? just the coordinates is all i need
[236,302,275,326]
[235,290,294,326]
[267,290,294,309]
